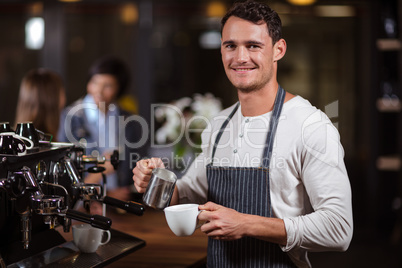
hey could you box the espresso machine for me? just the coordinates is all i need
[0,137,145,267]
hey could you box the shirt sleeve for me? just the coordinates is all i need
[176,152,209,204]
[282,110,353,252]
[176,116,217,204]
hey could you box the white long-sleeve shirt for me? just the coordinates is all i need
[176,95,353,268]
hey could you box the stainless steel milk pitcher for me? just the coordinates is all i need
[142,168,177,210]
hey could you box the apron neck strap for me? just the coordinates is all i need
[261,86,286,168]
[211,102,240,161]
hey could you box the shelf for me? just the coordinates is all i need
[376,98,402,112]
[376,39,402,51]
[376,155,401,171]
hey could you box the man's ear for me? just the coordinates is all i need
[273,39,287,62]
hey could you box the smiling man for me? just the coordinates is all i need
[133,1,353,267]
[220,15,292,116]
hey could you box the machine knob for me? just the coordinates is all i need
[110,150,119,170]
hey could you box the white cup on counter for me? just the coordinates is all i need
[72,223,111,253]
[164,203,203,236]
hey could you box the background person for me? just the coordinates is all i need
[14,68,66,139]
[133,1,353,267]
[58,55,139,205]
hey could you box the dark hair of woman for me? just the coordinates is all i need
[14,68,65,138]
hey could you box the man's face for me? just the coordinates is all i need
[87,74,119,111]
[221,16,278,93]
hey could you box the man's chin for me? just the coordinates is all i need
[236,85,260,94]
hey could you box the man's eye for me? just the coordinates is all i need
[225,44,235,49]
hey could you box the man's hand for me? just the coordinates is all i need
[132,157,165,193]
[198,202,246,240]
[198,201,288,245]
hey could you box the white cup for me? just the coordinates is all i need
[164,203,202,236]
[72,223,111,253]
[0,132,34,151]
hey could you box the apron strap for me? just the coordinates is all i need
[261,86,286,168]
[211,102,240,162]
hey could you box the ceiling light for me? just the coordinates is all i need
[315,5,356,17]
[287,0,316,6]
[58,0,82,3]
[121,3,139,25]
[26,17,44,50]
[206,1,226,18]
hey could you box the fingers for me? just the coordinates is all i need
[199,219,231,240]
[132,159,152,193]
[148,157,165,169]
[199,201,221,212]
[137,159,153,174]
[198,202,220,221]
[197,203,242,241]
[132,158,165,193]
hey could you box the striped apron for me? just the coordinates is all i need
[206,86,296,267]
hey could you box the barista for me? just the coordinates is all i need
[132,1,353,267]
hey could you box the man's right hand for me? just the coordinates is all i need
[132,157,165,193]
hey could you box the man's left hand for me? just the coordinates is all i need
[198,201,245,240]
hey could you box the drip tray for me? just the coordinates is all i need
[8,229,145,268]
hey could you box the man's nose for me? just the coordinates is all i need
[236,47,249,62]
[93,84,105,95]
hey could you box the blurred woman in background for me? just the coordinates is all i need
[14,68,66,139]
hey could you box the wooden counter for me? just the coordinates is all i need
[59,207,208,268]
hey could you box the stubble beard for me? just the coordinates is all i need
[225,64,273,94]
[231,75,271,94]
[227,71,263,94]
[236,83,261,94]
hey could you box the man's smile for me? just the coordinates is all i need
[231,67,256,72]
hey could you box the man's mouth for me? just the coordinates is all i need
[232,67,256,72]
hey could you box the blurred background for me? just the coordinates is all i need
[0,0,401,266]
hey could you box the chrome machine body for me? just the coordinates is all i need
[0,141,144,266]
